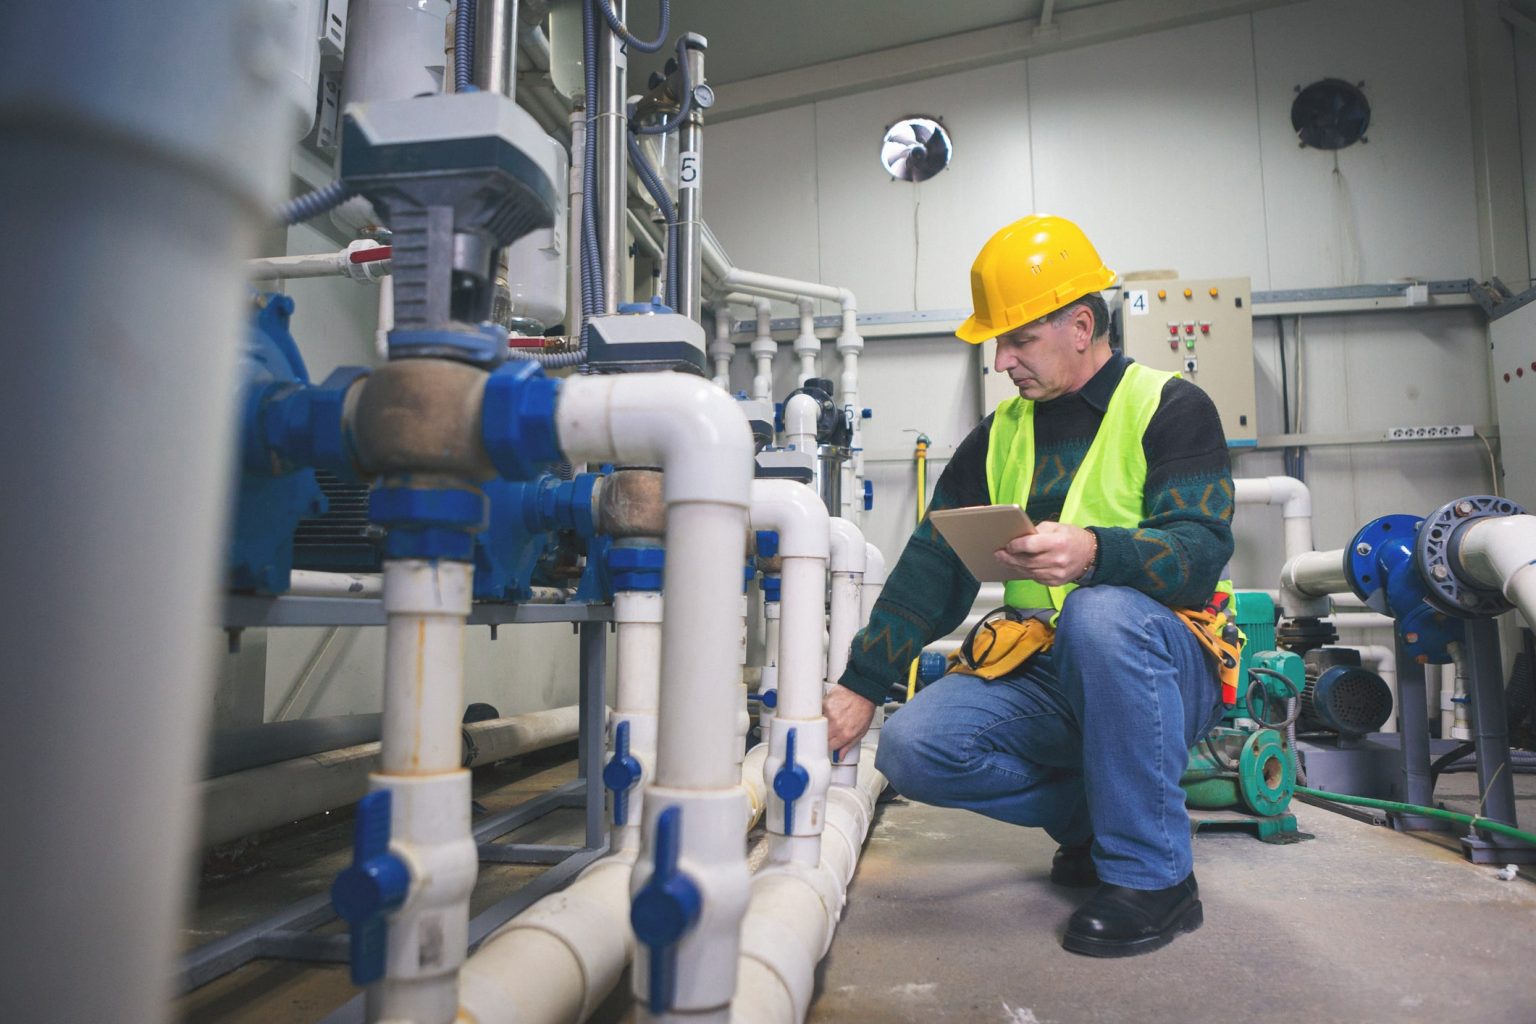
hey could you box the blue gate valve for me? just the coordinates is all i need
[602,720,643,827]
[630,806,702,1015]
[330,790,410,985]
[772,726,810,834]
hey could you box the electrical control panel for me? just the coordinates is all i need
[1118,276,1257,447]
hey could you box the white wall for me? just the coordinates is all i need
[1519,27,1536,277]
[708,0,1511,591]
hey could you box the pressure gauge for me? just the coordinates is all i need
[692,83,716,110]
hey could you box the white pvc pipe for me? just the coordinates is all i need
[611,589,663,854]
[731,741,886,1024]
[750,479,833,867]
[750,296,776,401]
[794,298,819,385]
[783,392,819,455]
[247,240,391,282]
[552,372,754,1018]
[1233,475,1314,562]
[827,519,868,786]
[1456,514,1536,627]
[458,741,777,1024]
[1279,548,1349,618]
[372,560,478,1024]
[1333,612,1395,630]
[710,304,736,390]
[861,543,887,624]
[0,5,295,1021]
[287,569,383,598]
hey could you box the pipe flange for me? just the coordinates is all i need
[1343,514,1419,609]
[1415,495,1526,618]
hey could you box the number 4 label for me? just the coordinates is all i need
[1126,290,1149,315]
[679,152,700,189]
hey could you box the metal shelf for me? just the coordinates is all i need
[224,594,614,630]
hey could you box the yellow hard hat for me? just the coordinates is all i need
[955,214,1117,344]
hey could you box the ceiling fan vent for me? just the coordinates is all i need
[1291,78,1370,151]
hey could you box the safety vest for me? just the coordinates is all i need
[984,362,1234,619]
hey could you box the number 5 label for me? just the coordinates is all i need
[679,152,700,189]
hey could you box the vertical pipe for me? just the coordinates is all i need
[1391,635,1444,830]
[580,618,609,850]
[567,104,587,335]
[371,561,477,1024]
[0,5,293,1023]
[675,37,706,323]
[611,589,663,853]
[1461,618,1521,831]
[473,0,519,99]
[597,0,626,313]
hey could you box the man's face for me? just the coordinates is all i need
[993,310,1089,401]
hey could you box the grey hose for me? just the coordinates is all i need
[593,0,669,53]
[277,180,355,226]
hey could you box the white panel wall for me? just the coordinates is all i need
[1252,0,1481,286]
[1028,15,1272,285]
[1519,30,1536,277]
[707,105,823,287]
[704,0,1511,594]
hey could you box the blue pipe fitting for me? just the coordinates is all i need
[772,726,810,834]
[631,806,702,1015]
[260,366,370,481]
[861,408,873,420]
[743,562,756,594]
[755,531,779,559]
[761,576,781,603]
[388,323,508,366]
[918,650,948,684]
[602,720,643,827]
[759,688,777,710]
[1345,514,1462,663]
[610,545,665,592]
[482,360,565,481]
[863,479,874,511]
[331,790,410,985]
[370,485,489,562]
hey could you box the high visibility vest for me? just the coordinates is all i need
[985,362,1234,619]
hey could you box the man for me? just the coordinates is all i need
[824,214,1234,957]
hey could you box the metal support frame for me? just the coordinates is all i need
[1459,617,1536,862]
[179,618,612,998]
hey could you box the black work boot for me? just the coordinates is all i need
[1048,838,1098,887]
[1061,872,1202,957]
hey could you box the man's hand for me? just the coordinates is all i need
[824,684,877,760]
[995,521,1096,587]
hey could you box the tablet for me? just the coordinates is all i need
[928,504,1037,582]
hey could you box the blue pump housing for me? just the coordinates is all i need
[229,295,326,593]
[475,473,601,601]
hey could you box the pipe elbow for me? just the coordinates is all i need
[783,392,820,441]
[829,519,867,573]
[862,543,887,587]
[556,374,754,507]
[751,479,830,559]
[1269,475,1312,519]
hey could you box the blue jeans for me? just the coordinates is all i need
[876,586,1224,890]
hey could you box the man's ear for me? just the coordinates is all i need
[1073,305,1096,351]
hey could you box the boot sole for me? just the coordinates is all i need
[1061,900,1203,958]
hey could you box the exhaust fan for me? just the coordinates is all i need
[880,116,952,182]
[1291,78,1370,150]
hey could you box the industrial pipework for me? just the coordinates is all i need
[827,519,869,787]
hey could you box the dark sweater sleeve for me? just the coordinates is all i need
[835,418,992,703]
[1087,379,1235,607]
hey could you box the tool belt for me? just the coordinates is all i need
[948,594,1242,704]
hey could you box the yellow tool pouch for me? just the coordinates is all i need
[1175,608,1243,705]
[948,607,1056,680]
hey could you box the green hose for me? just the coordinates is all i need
[1296,786,1536,846]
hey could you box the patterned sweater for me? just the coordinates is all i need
[837,351,1235,705]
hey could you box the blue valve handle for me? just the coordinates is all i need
[631,806,703,1015]
[760,688,777,710]
[772,727,810,834]
[330,790,410,985]
[602,720,643,826]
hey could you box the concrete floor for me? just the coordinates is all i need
[180,749,1536,1024]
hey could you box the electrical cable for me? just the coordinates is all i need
[1474,429,1502,497]
[1245,667,1302,730]
[277,180,356,226]
[454,0,476,93]
[1296,785,1536,846]
[1429,740,1477,787]
[593,0,670,53]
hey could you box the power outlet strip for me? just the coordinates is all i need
[1384,424,1475,441]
